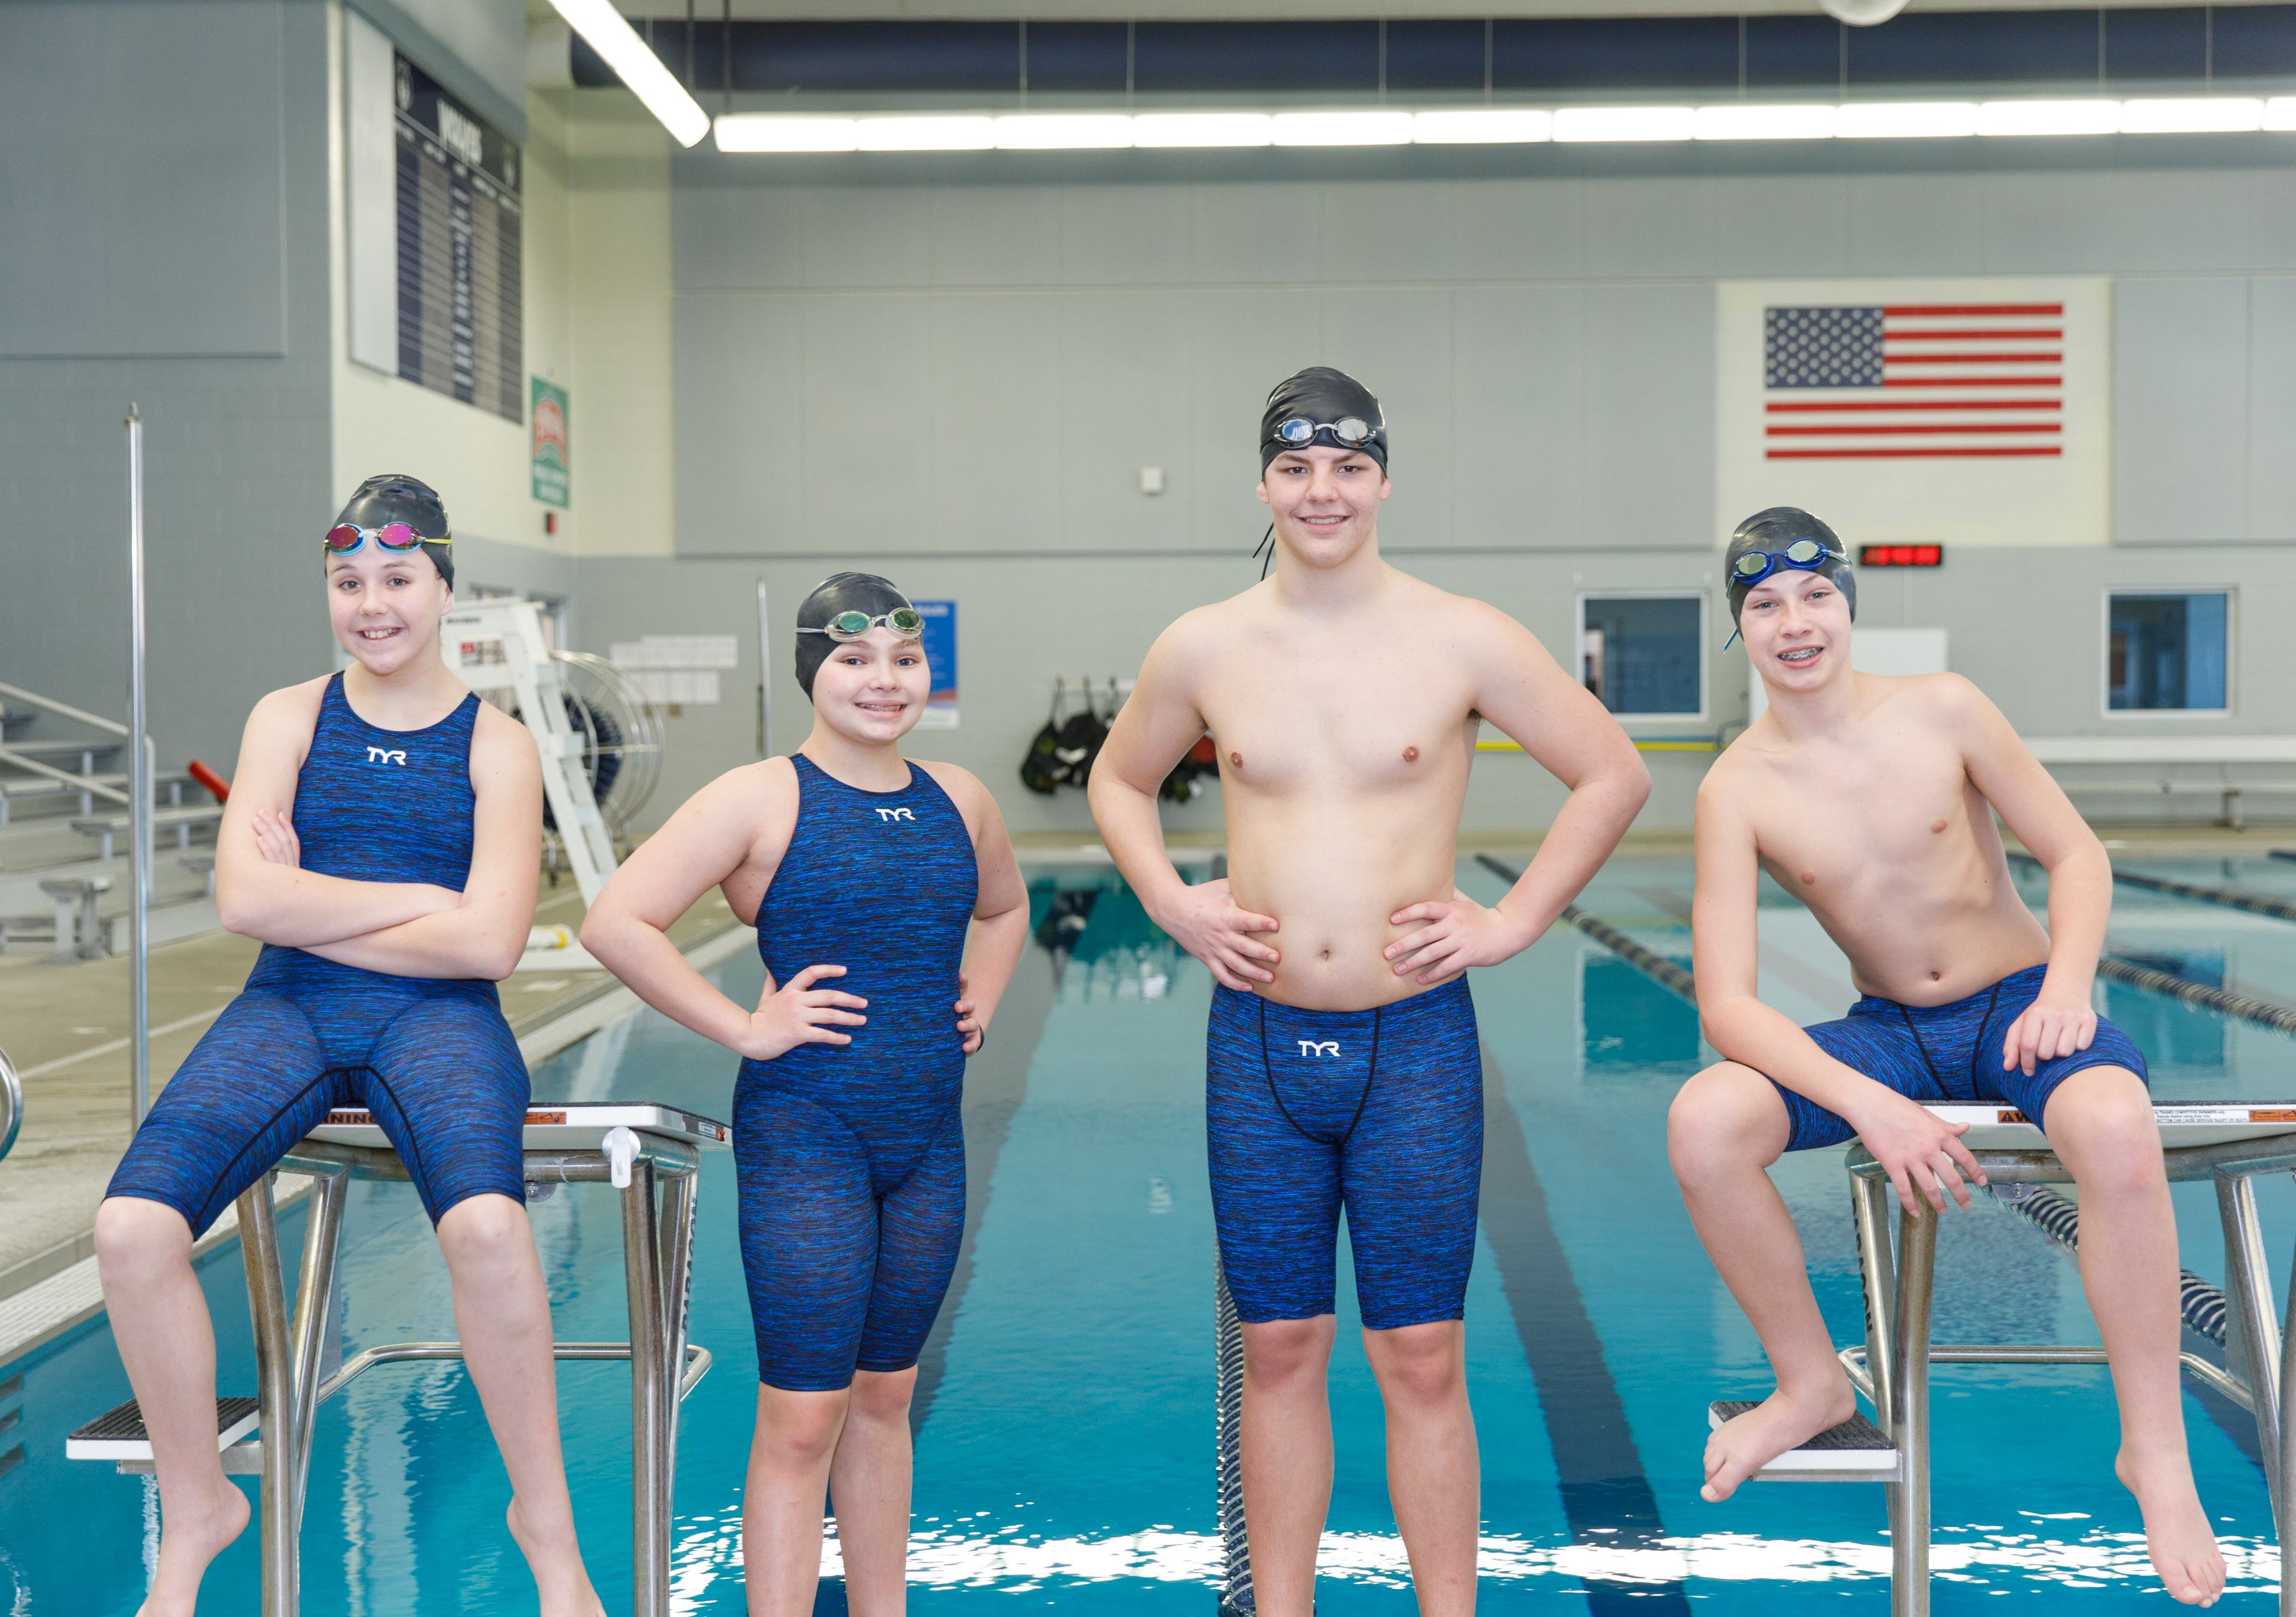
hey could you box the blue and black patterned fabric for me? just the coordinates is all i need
[1206,975,1484,1331]
[1775,962,2151,1151]
[108,675,527,1234]
[735,753,978,1391]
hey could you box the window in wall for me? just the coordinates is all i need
[2106,591,2229,712]
[1578,594,1704,719]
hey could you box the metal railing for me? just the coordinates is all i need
[0,1046,20,1165]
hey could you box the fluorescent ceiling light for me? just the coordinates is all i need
[856,117,994,151]
[1554,106,1695,142]
[543,0,708,147]
[1695,104,1835,141]
[2269,98,2296,131]
[1977,99,2119,136]
[994,115,1133,150]
[1836,101,1980,139]
[1131,113,1274,149]
[714,116,858,153]
[1273,111,1413,146]
[2120,97,2264,133]
[1411,109,1552,144]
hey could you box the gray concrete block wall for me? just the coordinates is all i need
[0,0,334,774]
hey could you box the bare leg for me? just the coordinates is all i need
[94,1196,252,1617]
[436,1194,604,1617]
[1239,1315,1337,1617]
[1362,1320,1478,1615]
[743,1384,850,1616]
[2043,1069,2225,1607]
[1667,1063,1855,1501]
[829,1368,917,1615]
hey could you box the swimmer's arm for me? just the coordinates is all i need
[1692,779,1983,1212]
[215,683,462,947]
[921,762,1029,1051]
[1087,619,1281,990]
[1949,676,2109,1066]
[298,705,543,979]
[1403,610,1647,965]
[582,759,854,1059]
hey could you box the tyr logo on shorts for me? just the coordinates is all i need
[365,746,409,766]
[1297,1039,1342,1058]
[874,807,915,823]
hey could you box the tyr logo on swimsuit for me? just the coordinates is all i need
[364,746,408,766]
[1297,1039,1342,1058]
[874,807,915,823]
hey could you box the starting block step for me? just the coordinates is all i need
[67,1395,259,1462]
[1708,1401,1899,1481]
[1931,1101,2296,1153]
[305,1102,732,1154]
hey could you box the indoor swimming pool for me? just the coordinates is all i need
[5,855,2295,1612]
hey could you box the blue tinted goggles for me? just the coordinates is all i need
[1729,538,1843,589]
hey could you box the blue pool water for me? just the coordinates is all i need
[4,855,2293,1611]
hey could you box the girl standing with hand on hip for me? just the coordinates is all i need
[583,573,1028,1616]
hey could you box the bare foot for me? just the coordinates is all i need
[136,1478,250,1617]
[2117,1449,2225,1606]
[507,1496,608,1617]
[1701,1380,1858,1502]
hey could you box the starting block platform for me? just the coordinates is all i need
[1708,1100,2296,1617]
[66,1101,730,1617]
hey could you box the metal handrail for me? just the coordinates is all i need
[0,678,131,738]
[0,1045,19,1164]
[0,743,133,805]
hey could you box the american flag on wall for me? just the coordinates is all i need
[1717,279,2108,550]
[1762,303,2064,460]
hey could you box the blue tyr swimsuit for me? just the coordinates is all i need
[735,754,978,1392]
[110,674,528,1235]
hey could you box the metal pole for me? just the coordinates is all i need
[238,1174,299,1617]
[756,578,772,759]
[1887,1204,1936,1617]
[126,406,151,1126]
[622,1159,669,1617]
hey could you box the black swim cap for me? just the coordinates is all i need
[330,474,453,589]
[794,572,915,701]
[1260,367,1388,472]
[1724,506,1855,631]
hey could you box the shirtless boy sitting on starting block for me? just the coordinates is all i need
[1667,507,2225,1606]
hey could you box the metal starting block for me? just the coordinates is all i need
[1705,1400,1900,1481]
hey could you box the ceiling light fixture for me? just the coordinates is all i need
[1131,112,1277,148]
[1977,99,2120,136]
[1835,101,1981,139]
[1694,104,1837,140]
[2120,97,2265,133]
[543,0,709,147]
[1553,106,1696,142]
[994,114,1134,149]
[1273,111,1413,146]
[1411,108,1553,144]
[714,116,860,153]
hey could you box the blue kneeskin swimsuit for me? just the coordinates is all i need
[1775,962,2151,1152]
[108,675,528,1237]
[1206,975,1484,1331]
[735,754,977,1392]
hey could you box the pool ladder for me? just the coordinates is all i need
[1735,1132,2296,1616]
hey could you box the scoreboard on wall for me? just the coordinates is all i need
[347,12,522,424]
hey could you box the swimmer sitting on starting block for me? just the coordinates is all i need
[95,476,606,1617]
[1668,507,2225,1606]
[1091,368,1650,1616]
[581,573,1028,1616]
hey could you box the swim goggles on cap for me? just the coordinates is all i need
[1729,538,1843,590]
[1269,416,1378,451]
[324,522,449,555]
[797,608,924,643]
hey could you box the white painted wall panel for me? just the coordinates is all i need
[2114,277,2251,543]
[2249,277,2296,541]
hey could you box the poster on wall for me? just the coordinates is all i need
[1714,278,2109,550]
[914,601,959,729]
[532,378,570,505]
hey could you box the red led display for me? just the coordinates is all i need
[1858,544,1944,567]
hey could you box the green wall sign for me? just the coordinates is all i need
[531,377,570,506]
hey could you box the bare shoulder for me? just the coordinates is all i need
[248,675,331,734]
[1398,575,1539,648]
[911,758,999,833]
[469,697,540,761]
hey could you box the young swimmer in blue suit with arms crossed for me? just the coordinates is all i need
[1091,370,1651,1616]
[1670,508,2224,1606]
[97,476,606,1617]
[583,573,1028,1616]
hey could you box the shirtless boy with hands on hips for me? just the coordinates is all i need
[1669,507,2225,1606]
[1091,367,1649,1616]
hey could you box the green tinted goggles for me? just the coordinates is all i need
[799,608,923,643]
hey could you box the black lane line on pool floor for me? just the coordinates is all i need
[1481,1043,1693,1616]
[906,939,1062,1437]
